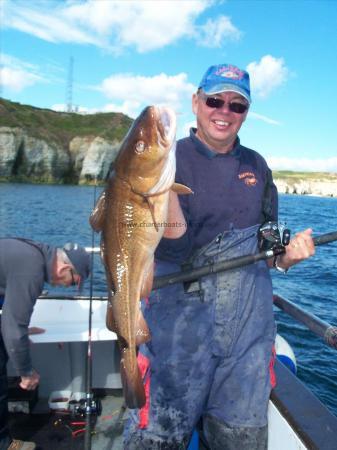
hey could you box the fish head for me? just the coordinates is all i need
[114,105,177,193]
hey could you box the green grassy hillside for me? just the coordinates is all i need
[0,98,133,148]
[273,171,337,182]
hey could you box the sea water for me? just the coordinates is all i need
[1,183,337,416]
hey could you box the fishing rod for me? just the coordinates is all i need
[152,230,337,290]
[84,179,98,450]
[38,229,337,303]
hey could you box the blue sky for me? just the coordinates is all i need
[1,0,336,171]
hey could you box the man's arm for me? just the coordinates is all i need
[163,191,187,239]
[156,191,193,263]
[1,271,43,389]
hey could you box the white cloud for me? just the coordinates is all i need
[100,100,142,119]
[99,72,196,115]
[267,156,337,172]
[0,54,44,92]
[249,112,282,126]
[51,100,149,118]
[4,1,104,46]
[196,15,242,47]
[2,53,35,72]
[51,104,67,112]
[3,0,241,53]
[247,55,290,98]
[103,0,207,53]
[0,67,40,92]
[52,71,195,118]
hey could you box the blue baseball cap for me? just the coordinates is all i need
[63,243,90,289]
[198,63,251,103]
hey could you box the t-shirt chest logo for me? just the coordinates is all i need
[238,171,258,187]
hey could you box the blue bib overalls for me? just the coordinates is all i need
[125,225,276,450]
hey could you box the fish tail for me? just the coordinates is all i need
[120,359,146,409]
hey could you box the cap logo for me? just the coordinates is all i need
[215,65,245,80]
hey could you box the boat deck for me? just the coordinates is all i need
[9,389,126,450]
[9,360,337,450]
[9,388,208,450]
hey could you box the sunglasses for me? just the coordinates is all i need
[70,268,77,286]
[202,96,249,114]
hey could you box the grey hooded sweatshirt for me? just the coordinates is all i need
[0,238,56,376]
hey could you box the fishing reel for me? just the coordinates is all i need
[68,396,102,418]
[258,221,291,252]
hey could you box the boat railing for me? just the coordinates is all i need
[273,294,337,350]
[37,292,337,351]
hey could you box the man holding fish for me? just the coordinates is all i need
[122,64,315,449]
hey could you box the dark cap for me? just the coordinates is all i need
[63,243,90,289]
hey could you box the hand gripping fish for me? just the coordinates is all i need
[90,106,192,409]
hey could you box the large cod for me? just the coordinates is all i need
[90,106,191,409]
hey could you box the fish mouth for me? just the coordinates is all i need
[156,106,176,145]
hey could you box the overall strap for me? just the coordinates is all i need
[260,168,275,223]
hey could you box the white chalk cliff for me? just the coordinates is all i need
[274,178,337,197]
[1,126,337,193]
[0,126,120,183]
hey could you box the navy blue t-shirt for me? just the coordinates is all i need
[156,129,278,263]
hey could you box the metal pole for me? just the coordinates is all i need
[38,295,107,301]
[273,295,337,350]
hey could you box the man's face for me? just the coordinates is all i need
[192,90,249,153]
[52,262,80,287]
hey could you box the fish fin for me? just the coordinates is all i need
[89,190,106,232]
[171,182,193,195]
[140,262,154,298]
[146,198,159,231]
[135,309,151,345]
[120,358,146,409]
[106,302,118,332]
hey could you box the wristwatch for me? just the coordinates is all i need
[273,256,288,274]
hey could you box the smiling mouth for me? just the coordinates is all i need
[213,119,230,127]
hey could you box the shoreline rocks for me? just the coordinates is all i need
[1,126,337,195]
[274,179,337,197]
[0,126,121,184]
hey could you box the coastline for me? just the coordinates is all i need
[1,177,337,198]
[274,178,337,198]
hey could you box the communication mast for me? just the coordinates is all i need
[66,56,74,112]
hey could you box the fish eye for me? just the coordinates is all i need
[135,140,146,154]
